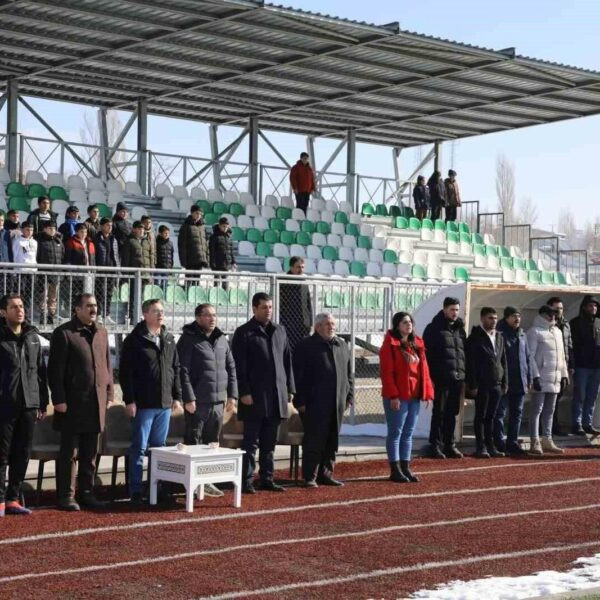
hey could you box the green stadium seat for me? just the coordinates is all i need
[434,219,446,231]
[411,264,427,280]
[256,242,272,257]
[27,183,46,198]
[513,257,526,270]
[394,216,408,229]
[357,235,371,250]
[166,285,187,305]
[316,221,331,235]
[143,284,164,301]
[204,213,219,226]
[472,243,486,256]
[485,245,499,257]
[500,257,513,269]
[263,229,280,244]
[472,233,484,245]
[375,204,388,216]
[228,203,244,217]
[383,249,398,263]
[388,205,402,218]
[197,200,211,214]
[541,271,555,285]
[208,287,230,306]
[211,201,227,215]
[8,197,30,212]
[282,257,291,272]
[97,203,112,219]
[446,221,459,234]
[324,291,342,308]
[322,246,338,261]
[408,217,421,231]
[454,267,470,282]
[528,270,542,284]
[498,246,511,258]
[394,293,408,310]
[349,261,366,277]
[402,206,415,219]
[421,218,434,230]
[459,232,472,244]
[458,222,470,235]
[358,292,377,310]
[269,218,285,232]
[276,206,292,220]
[295,231,311,246]
[6,182,26,197]
[361,203,375,216]
[446,231,459,244]
[228,288,248,306]
[48,186,68,201]
[231,227,245,242]
[526,258,539,271]
[119,283,130,303]
[334,211,348,225]
[246,228,262,243]
[554,272,568,285]
[300,220,315,234]
[345,223,359,237]
[280,230,295,245]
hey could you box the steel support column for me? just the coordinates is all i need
[209,124,221,191]
[434,141,442,173]
[6,80,18,181]
[97,108,109,181]
[346,128,356,209]
[137,100,148,194]
[248,117,259,199]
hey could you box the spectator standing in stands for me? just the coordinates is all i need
[64,223,95,309]
[84,205,101,239]
[423,296,466,459]
[0,214,9,264]
[141,215,156,268]
[35,220,64,324]
[11,222,37,318]
[209,217,235,291]
[527,305,568,455]
[427,171,446,222]
[4,211,19,263]
[178,205,209,272]
[231,292,295,494]
[58,206,80,241]
[119,299,182,505]
[279,256,313,352]
[155,225,174,292]
[293,313,353,488]
[379,311,433,483]
[49,293,113,511]
[94,218,120,323]
[412,175,430,221]
[569,295,600,435]
[494,306,531,455]
[122,221,152,322]
[177,303,237,497]
[0,293,48,517]
[290,152,316,215]
[444,169,461,223]
[466,307,508,458]
[27,196,57,236]
[548,296,574,436]
[112,202,132,255]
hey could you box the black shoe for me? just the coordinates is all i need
[400,460,419,483]
[258,480,286,492]
[389,461,410,483]
[242,483,256,495]
[572,426,587,436]
[506,444,527,456]
[303,480,318,488]
[583,425,600,435]
[494,440,507,453]
[78,492,109,510]
[316,475,344,487]
[444,445,464,459]
[57,498,80,512]
[130,492,144,507]
[474,447,491,459]
[429,445,446,459]
[487,447,505,458]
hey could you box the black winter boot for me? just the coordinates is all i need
[389,461,409,483]
[400,460,419,483]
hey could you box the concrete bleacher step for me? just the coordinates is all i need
[440,254,474,267]
[413,240,447,252]
[470,267,503,282]
[386,229,421,240]
[236,256,266,272]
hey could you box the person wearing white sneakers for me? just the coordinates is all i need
[527,305,569,456]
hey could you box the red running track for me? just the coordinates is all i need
[0,448,599,599]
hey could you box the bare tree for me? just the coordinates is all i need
[559,208,578,248]
[583,221,596,251]
[495,153,516,224]
[516,196,539,226]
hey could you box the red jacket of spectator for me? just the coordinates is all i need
[290,160,316,194]
[379,330,434,401]
[64,236,96,266]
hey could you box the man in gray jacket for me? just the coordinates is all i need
[177,303,237,497]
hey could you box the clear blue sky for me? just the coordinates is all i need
[2,0,599,231]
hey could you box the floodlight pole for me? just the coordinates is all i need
[137,100,148,194]
[434,141,442,173]
[6,80,18,181]
[346,128,356,209]
[248,117,259,199]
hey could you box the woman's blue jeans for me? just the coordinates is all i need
[383,398,421,462]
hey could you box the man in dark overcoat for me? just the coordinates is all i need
[293,313,354,487]
[231,292,295,494]
[48,293,114,511]
[279,256,313,352]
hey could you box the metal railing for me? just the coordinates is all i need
[559,250,588,285]
[530,236,559,271]
[478,212,504,246]
[504,224,531,258]
[457,200,479,234]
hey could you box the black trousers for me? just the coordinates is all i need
[429,379,463,449]
[445,206,457,222]
[430,204,442,222]
[57,431,101,501]
[473,385,502,448]
[94,276,116,319]
[295,192,310,214]
[184,403,224,445]
[301,403,338,482]
[241,416,281,486]
[0,408,36,503]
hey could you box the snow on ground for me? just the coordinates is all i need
[409,554,600,599]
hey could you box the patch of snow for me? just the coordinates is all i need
[409,553,600,599]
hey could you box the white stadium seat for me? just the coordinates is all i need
[325,199,339,212]
[381,263,397,278]
[317,259,333,275]
[303,259,316,274]
[161,196,179,211]
[354,248,369,262]
[291,208,305,220]
[342,234,357,249]
[190,186,208,200]
[264,195,279,208]
[155,183,171,198]
[331,222,345,235]
[87,177,105,191]
[88,189,106,204]
[131,206,146,221]
[238,241,255,257]
[338,201,353,214]
[312,198,326,211]
[311,232,327,247]
[306,245,322,260]
[372,238,386,251]
[236,215,253,229]
[320,210,334,223]
[289,244,306,258]
[260,206,276,219]
[306,209,320,222]
[223,190,239,203]
[238,192,254,205]
[334,260,349,276]
[125,181,143,196]
[67,175,85,190]
[179,198,195,214]
[69,189,87,203]
[369,249,384,263]
[25,170,45,185]
[326,233,342,247]
[285,219,300,232]
[366,262,382,277]
[47,173,66,188]
[173,185,189,200]
[106,179,123,193]
[349,212,362,225]
[338,247,354,262]
[272,243,289,258]
[253,216,269,230]
[107,191,124,206]
[207,189,223,202]
[265,257,282,273]
[245,205,260,218]
[281,196,295,209]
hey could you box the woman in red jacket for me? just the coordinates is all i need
[379,311,434,483]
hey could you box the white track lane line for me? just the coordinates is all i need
[2,502,600,584]
[194,539,600,600]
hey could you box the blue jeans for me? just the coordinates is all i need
[494,392,525,449]
[128,408,171,495]
[383,398,421,462]
[572,368,600,428]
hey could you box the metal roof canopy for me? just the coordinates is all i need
[2,0,600,148]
